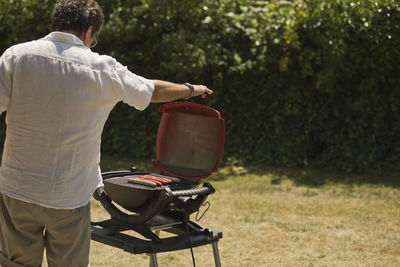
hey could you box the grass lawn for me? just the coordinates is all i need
[85,155,400,266]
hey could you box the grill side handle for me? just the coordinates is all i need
[165,182,215,198]
[93,186,171,225]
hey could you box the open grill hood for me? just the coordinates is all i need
[153,102,225,181]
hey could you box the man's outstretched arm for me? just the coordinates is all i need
[151,80,213,103]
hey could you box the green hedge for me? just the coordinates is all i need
[0,0,399,175]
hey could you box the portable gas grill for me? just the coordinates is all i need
[91,102,225,266]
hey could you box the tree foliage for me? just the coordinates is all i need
[0,0,399,175]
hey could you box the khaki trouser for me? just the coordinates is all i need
[0,193,90,267]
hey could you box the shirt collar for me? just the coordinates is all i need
[42,31,85,47]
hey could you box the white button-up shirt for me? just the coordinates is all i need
[0,32,154,209]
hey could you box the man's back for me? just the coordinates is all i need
[0,32,153,208]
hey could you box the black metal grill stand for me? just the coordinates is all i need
[91,215,222,267]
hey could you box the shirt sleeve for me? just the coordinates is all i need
[113,61,154,111]
[0,51,12,114]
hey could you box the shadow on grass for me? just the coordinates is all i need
[100,154,399,189]
[247,166,400,188]
[100,154,157,173]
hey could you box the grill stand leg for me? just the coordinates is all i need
[148,253,158,267]
[212,241,221,267]
[148,230,160,267]
[148,241,220,267]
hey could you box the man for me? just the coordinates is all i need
[0,0,212,266]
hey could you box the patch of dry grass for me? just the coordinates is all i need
[84,161,400,267]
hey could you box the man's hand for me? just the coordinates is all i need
[191,84,213,99]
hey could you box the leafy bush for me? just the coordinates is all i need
[0,0,398,175]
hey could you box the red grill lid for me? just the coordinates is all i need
[152,102,225,182]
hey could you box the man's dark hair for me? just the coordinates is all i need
[51,0,104,37]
